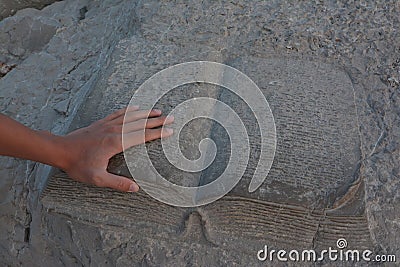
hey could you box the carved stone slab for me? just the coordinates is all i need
[41,38,372,265]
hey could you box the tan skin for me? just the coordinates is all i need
[0,106,174,192]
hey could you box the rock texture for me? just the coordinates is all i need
[0,0,399,266]
[42,53,371,265]
[0,0,59,20]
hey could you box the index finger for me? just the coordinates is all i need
[103,106,140,122]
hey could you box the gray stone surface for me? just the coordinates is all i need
[0,0,141,265]
[0,0,399,266]
[43,41,372,265]
[0,0,59,20]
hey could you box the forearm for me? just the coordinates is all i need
[0,114,67,169]
[0,108,172,192]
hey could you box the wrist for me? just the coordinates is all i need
[36,130,73,171]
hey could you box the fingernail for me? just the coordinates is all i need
[164,128,174,135]
[130,105,140,109]
[166,115,174,123]
[153,109,162,114]
[128,183,139,192]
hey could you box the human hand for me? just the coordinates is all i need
[57,106,174,192]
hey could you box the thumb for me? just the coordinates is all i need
[99,172,139,192]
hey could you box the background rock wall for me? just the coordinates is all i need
[0,0,140,265]
[0,0,59,20]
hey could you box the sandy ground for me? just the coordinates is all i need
[0,0,399,266]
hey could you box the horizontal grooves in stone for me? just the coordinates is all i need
[201,196,371,249]
[42,173,372,250]
[42,172,186,231]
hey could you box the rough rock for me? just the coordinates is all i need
[0,0,59,20]
[0,0,141,265]
[0,0,399,266]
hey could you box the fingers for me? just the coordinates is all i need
[95,171,139,192]
[106,108,162,125]
[122,109,163,124]
[102,109,174,153]
[101,106,166,127]
[123,127,174,148]
[123,115,174,133]
[102,106,140,122]
[145,128,174,142]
